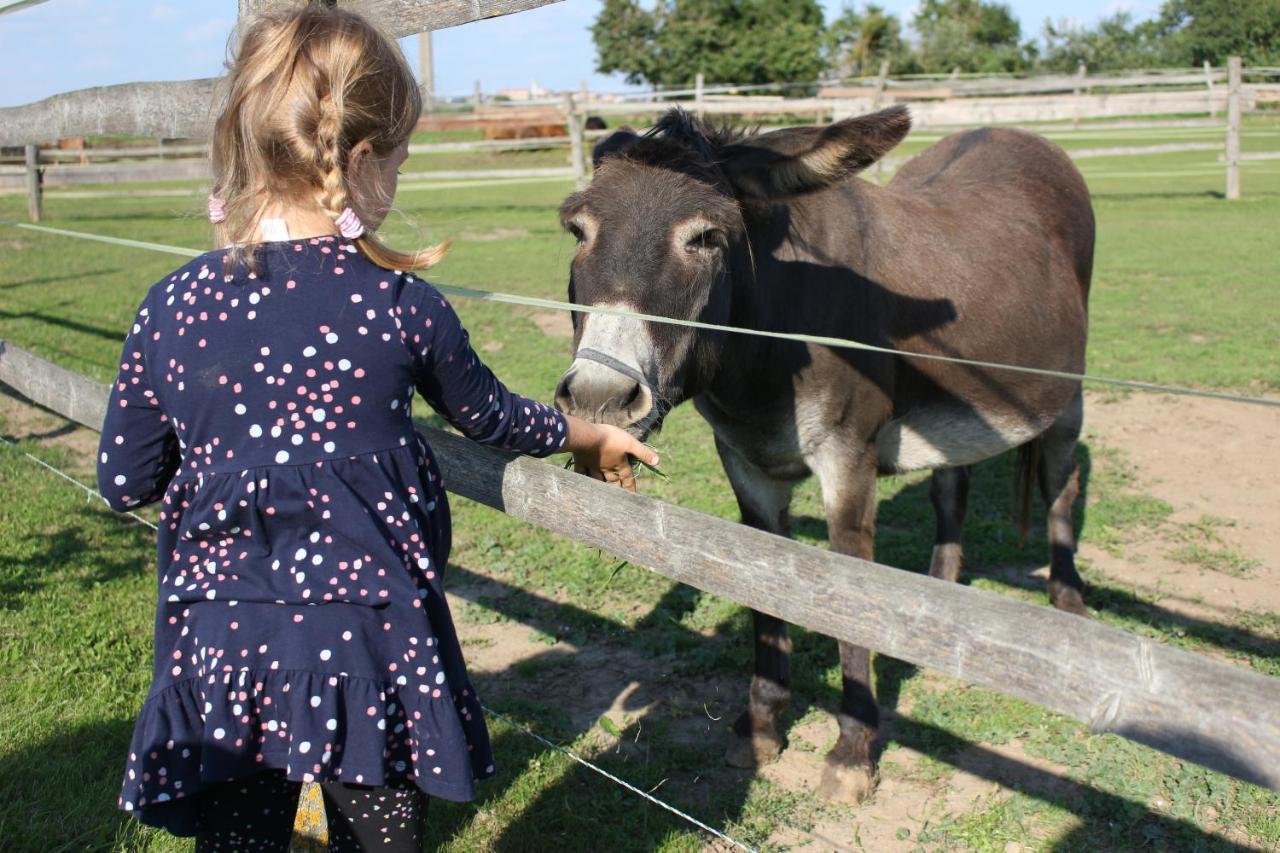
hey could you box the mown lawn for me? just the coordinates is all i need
[1,116,1278,851]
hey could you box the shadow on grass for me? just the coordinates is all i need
[0,267,126,291]
[0,309,125,342]
[0,717,139,852]
[444,553,1262,851]
[436,436,1275,849]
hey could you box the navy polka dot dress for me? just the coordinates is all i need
[96,236,567,835]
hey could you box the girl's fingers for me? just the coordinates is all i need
[620,462,637,492]
[633,438,659,468]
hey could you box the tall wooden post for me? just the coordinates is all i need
[417,31,434,113]
[1226,56,1242,200]
[872,60,890,109]
[695,72,705,115]
[24,144,42,223]
[473,80,482,110]
[1204,59,1216,117]
[564,93,587,190]
[871,61,891,182]
[580,79,590,108]
[1072,62,1087,129]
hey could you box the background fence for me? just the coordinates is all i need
[2,55,1277,215]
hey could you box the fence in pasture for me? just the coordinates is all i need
[2,0,1280,843]
[3,53,1277,214]
[3,333,1280,798]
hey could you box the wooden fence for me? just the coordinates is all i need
[3,55,1275,212]
[2,337,1279,793]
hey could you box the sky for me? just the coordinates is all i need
[0,0,1163,108]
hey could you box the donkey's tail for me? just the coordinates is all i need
[1014,439,1041,543]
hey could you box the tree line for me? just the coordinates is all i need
[592,0,1280,88]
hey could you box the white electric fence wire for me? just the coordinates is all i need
[3,219,1275,410]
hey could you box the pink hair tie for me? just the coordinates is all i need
[207,195,227,224]
[335,207,365,239]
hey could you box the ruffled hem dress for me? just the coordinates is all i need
[97,236,568,835]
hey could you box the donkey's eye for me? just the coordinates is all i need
[567,222,586,243]
[685,228,724,253]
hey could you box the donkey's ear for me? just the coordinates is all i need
[719,106,911,200]
[592,126,640,167]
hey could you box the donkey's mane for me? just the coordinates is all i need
[644,108,747,166]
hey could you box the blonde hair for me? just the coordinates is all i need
[210,3,447,272]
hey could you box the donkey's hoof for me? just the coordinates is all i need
[725,731,783,769]
[816,759,876,804]
[1048,581,1088,616]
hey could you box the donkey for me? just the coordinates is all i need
[553,106,1094,802]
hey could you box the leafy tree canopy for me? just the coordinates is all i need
[592,0,1280,88]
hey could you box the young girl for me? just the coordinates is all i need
[97,5,655,849]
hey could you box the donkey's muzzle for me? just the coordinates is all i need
[555,353,655,433]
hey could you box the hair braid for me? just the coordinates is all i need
[314,91,349,224]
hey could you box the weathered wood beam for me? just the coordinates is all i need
[1,338,1278,792]
[0,0,563,146]
[238,0,563,36]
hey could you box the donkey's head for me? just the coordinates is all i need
[554,106,910,437]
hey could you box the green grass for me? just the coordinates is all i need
[2,115,1279,851]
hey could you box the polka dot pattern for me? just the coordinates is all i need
[97,238,568,835]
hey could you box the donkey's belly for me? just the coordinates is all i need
[876,406,1050,474]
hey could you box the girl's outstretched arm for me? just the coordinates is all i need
[402,277,656,489]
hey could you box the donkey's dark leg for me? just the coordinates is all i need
[1040,389,1087,616]
[813,445,880,804]
[715,438,796,769]
[928,466,971,583]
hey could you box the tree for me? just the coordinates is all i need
[911,0,1036,73]
[592,0,828,88]
[1150,0,1280,66]
[592,0,662,86]
[1041,13,1170,73]
[826,4,907,77]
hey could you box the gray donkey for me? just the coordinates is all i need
[554,106,1093,802]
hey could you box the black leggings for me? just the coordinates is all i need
[194,770,426,852]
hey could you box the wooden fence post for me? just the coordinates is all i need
[418,31,434,113]
[24,144,42,222]
[1204,59,1216,117]
[473,80,482,110]
[1226,56,1242,200]
[872,60,890,109]
[695,72,705,116]
[871,61,891,182]
[1072,61,1087,129]
[564,93,587,190]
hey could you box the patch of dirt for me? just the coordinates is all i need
[0,388,100,477]
[1080,391,1280,618]
[529,310,574,339]
[458,227,530,242]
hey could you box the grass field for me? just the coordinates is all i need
[1,115,1278,851]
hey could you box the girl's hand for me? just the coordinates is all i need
[564,416,659,492]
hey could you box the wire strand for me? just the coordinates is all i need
[2,219,1275,409]
[0,432,759,853]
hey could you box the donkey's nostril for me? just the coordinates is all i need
[554,372,577,413]
[620,382,642,411]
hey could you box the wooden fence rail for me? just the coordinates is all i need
[0,0,564,147]
[2,338,1278,792]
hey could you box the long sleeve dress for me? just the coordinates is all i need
[97,235,567,835]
